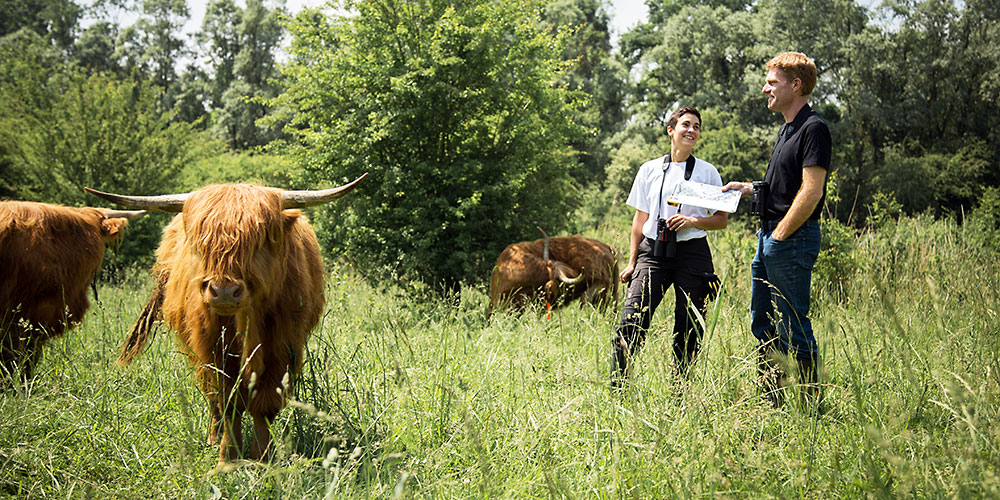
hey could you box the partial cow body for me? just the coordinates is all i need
[0,201,142,381]
[489,232,618,315]
[88,175,364,465]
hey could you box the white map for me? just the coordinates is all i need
[667,180,742,213]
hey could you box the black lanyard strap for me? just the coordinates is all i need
[656,154,697,220]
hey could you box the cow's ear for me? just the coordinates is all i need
[100,217,129,240]
[282,210,301,232]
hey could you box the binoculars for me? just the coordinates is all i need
[653,218,677,258]
[749,181,769,219]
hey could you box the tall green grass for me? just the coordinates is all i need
[2,215,998,498]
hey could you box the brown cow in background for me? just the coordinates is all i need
[489,227,618,316]
[0,201,144,382]
[86,174,365,466]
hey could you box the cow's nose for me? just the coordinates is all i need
[208,282,243,307]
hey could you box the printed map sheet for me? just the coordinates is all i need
[667,180,742,213]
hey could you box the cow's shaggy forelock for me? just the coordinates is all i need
[182,184,295,286]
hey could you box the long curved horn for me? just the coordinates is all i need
[85,187,189,213]
[281,173,368,209]
[100,209,147,220]
[554,265,586,285]
[536,226,550,262]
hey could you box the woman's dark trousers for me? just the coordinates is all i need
[612,237,714,385]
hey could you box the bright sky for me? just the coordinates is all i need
[605,0,650,39]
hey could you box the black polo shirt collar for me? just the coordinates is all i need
[776,104,812,143]
[768,103,815,173]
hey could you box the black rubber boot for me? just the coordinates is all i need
[757,345,787,406]
[610,335,631,392]
[796,357,825,413]
[673,333,700,379]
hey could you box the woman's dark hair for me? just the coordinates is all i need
[666,106,701,129]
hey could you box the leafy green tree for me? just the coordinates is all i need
[694,108,771,184]
[970,0,1000,137]
[199,0,242,108]
[541,0,626,185]
[234,0,283,90]
[72,21,122,74]
[1,31,205,262]
[840,0,999,217]
[619,0,751,71]
[836,24,890,219]
[202,0,287,149]
[649,0,751,21]
[143,0,188,93]
[179,150,301,190]
[0,28,65,199]
[933,138,994,213]
[618,0,750,68]
[276,0,584,291]
[872,143,939,214]
[114,0,188,106]
[757,0,869,97]
[171,62,210,125]
[641,5,764,120]
[0,0,81,51]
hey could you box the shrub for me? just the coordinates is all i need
[964,186,1000,253]
[814,217,857,302]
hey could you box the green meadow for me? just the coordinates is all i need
[2,214,998,499]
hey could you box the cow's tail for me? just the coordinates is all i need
[117,278,165,365]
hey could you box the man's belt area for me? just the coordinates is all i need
[760,218,820,232]
[761,219,781,231]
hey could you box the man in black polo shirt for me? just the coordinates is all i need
[723,52,831,404]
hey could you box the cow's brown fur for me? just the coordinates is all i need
[0,201,130,381]
[489,235,619,314]
[118,184,327,465]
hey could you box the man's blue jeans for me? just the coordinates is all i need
[751,220,821,361]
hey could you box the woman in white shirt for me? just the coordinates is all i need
[612,106,728,388]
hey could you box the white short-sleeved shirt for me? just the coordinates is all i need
[626,155,724,242]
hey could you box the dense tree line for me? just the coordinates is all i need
[0,0,997,286]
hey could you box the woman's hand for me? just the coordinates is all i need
[619,263,635,283]
[666,214,698,231]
